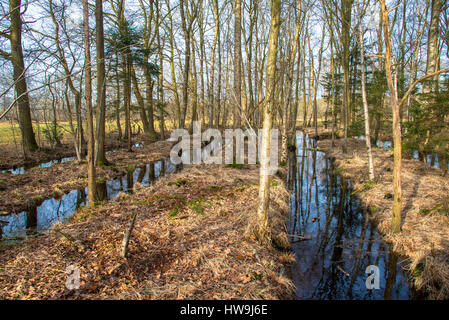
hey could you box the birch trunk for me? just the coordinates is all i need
[357,1,374,180]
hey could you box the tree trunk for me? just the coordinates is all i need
[256,0,281,240]
[423,0,443,94]
[281,0,301,164]
[380,0,402,234]
[122,53,132,152]
[9,0,38,152]
[208,0,219,127]
[95,0,108,166]
[179,0,190,129]
[82,0,96,206]
[357,1,374,181]
[341,0,353,152]
[233,0,242,128]
[156,0,165,139]
[130,62,151,135]
[115,54,122,140]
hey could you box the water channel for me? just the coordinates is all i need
[0,158,180,239]
[287,132,418,299]
[0,132,422,299]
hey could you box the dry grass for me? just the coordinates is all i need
[0,163,294,300]
[318,137,449,299]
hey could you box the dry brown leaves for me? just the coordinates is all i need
[0,163,294,300]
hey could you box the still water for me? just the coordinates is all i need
[1,158,180,238]
[287,132,417,299]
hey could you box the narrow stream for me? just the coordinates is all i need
[288,132,417,300]
[0,158,180,239]
[0,139,218,239]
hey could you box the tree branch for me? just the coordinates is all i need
[0,48,11,60]
[399,68,449,109]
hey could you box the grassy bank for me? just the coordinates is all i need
[0,163,294,299]
[318,137,449,299]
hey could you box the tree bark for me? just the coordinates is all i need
[256,0,281,240]
[95,0,108,166]
[281,0,301,164]
[233,0,242,128]
[82,0,97,206]
[341,0,353,152]
[357,0,374,181]
[179,0,190,129]
[380,0,402,234]
[9,0,38,152]
[423,0,443,94]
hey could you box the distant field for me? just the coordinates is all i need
[0,120,173,145]
[0,117,335,145]
[0,121,115,145]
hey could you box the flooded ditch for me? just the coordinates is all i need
[0,131,423,299]
[287,132,419,299]
[0,158,181,239]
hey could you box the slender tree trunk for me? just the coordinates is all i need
[357,1,374,180]
[189,30,198,133]
[179,0,190,129]
[115,54,122,139]
[95,0,108,166]
[380,0,402,234]
[166,0,181,128]
[122,53,132,152]
[143,57,157,137]
[423,0,443,94]
[82,0,96,206]
[233,0,242,128]
[208,0,219,127]
[156,0,165,138]
[341,0,353,152]
[256,0,281,240]
[330,39,336,147]
[281,0,301,164]
[130,62,151,134]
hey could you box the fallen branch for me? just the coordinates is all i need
[120,212,138,258]
[288,234,312,243]
[54,229,85,250]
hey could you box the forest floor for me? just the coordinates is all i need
[318,135,449,299]
[0,136,174,214]
[0,162,294,299]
